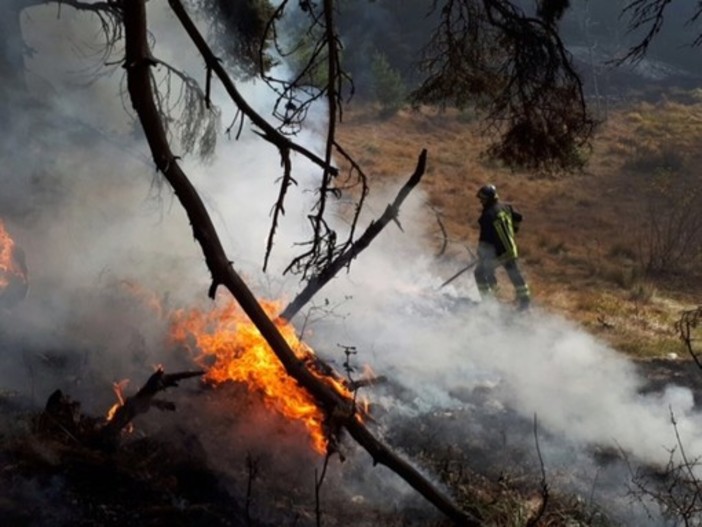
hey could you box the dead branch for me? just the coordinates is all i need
[167,0,333,175]
[625,409,702,525]
[245,452,260,524]
[122,1,476,524]
[413,0,594,172]
[98,368,204,446]
[315,453,332,527]
[617,1,702,63]
[167,0,350,273]
[428,203,449,257]
[280,149,427,322]
[35,367,203,449]
[348,375,388,391]
[307,0,345,279]
[526,414,549,527]
[282,140,370,281]
[677,306,702,369]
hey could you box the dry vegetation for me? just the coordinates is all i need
[337,94,702,360]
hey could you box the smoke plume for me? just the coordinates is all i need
[0,3,698,525]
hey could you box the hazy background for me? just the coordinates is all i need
[0,2,700,524]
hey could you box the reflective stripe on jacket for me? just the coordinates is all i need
[477,202,522,260]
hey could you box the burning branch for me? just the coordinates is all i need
[98,368,205,447]
[37,368,203,450]
[122,1,477,523]
[167,0,332,176]
[167,0,341,272]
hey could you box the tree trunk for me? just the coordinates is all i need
[121,1,478,524]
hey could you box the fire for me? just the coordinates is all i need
[0,219,28,293]
[106,379,130,422]
[169,298,355,454]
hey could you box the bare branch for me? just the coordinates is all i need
[526,414,549,527]
[257,1,368,279]
[121,3,474,522]
[428,203,449,257]
[618,0,674,63]
[167,0,334,174]
[98,368,204,445]
[280,149,428,322]
[413,0,594,171]
[263,146,294,272]
[677,306,702,368]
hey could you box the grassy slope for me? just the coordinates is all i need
[337,99,702,359]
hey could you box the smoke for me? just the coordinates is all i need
[307,192,700,468]
[1,2,700,525]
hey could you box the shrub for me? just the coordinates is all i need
[370,51,406,117]
[636,167,702,276]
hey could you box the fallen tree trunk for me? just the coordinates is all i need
[122,1,479,524]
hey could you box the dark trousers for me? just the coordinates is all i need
[474,257,530,305]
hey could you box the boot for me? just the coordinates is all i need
[517,297,530,312]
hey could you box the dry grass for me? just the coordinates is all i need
[338,99,702,359]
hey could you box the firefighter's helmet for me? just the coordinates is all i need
[476,184,498,202]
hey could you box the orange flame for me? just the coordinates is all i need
[120,280,165,318]
[0,220,27,290]
[106,379,130,423]
[169,298,355,454]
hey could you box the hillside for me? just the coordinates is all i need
[337,96,702,359]
[2,100,702,527]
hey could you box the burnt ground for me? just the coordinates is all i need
[0,357,701,527]
[635,357,702,404]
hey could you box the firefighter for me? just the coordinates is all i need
[474,184,531,310]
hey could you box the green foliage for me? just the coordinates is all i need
[370,51,406,116]
[335,0,433,96]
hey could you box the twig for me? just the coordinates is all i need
[280,149,428,322]
[526,413,549,527]
[315,453,331,527]
[245,453,259,526]
[677,306,702,368]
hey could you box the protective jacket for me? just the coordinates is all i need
[477,201,522,260]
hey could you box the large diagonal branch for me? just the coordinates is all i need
[122,1,476,524]
[280,148,427,322]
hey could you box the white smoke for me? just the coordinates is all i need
[2,2,699,525]
[306,194,699,469]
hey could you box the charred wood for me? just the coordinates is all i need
[348,375,388,391]
[36,369,204,450]
[98,368,204,448]
[122,1,478,523]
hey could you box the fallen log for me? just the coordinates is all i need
[122,1,480,524]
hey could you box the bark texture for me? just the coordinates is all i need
[122,1,478,523]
